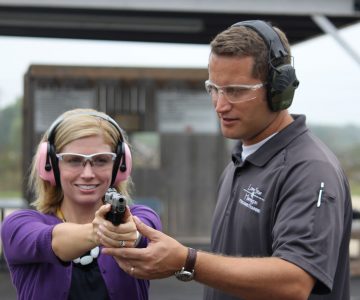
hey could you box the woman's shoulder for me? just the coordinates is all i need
[130,203,159,216]
[3,208,58,225]
[130,204,162,231]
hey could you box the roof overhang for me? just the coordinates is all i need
[0,0,359,45]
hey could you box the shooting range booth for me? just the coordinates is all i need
[23,64,230,243]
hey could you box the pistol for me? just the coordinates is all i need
[104,188,127,225]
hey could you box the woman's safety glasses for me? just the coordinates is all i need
[56,152,117,171]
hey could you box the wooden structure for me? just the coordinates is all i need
[23,64,229,241]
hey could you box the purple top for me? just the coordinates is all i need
[1,205,162,300]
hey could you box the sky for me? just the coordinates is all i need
[0,21,359,126]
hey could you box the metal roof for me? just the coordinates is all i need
[0,0,359,45]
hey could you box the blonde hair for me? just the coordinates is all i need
[29,108,132,214]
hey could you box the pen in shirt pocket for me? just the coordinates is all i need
[317,182,325,207]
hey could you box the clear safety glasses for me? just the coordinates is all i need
[204,80,266,104]
[56,152,116,171]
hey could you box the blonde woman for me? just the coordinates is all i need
[1,108,161,300]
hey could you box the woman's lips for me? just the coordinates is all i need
[75,184,99,191]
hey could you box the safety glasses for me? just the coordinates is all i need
[56,152,116,171]
[204,80,265,104]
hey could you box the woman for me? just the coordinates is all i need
[1,108,162,300]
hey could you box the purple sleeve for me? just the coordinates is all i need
[129,204,162,248]
[1,209,61,265]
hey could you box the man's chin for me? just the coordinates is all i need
[221,129,241,140]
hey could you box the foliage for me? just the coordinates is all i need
[0,98,22,193]
[310,124,360,153]
[309,124,360,194]
[0,100,21,151]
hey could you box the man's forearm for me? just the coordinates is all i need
[195,252,315,300]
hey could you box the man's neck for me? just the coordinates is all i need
[243,111,293,146]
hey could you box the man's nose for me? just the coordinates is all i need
[215,90,231,112]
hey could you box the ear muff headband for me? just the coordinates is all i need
[39,112,132,187]
[231,20,299,111]
[232,20,288,59]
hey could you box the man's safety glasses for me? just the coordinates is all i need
[204,80,266,104]
[56,152,117,171]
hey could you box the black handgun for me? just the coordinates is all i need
[104,188,127,225]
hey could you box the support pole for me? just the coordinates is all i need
[312,15,360,67]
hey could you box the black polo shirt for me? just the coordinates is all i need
[204,115,352,300]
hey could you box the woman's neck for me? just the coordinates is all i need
[59,200,102,224]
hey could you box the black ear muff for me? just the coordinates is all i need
[42,116,63,187]
[119,143,127,172]
[111,141,126,186]
[231,20,299,112]
[48,140,61,187]
[45,143,52,171]
[269,64,299,111]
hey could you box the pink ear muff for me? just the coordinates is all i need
[113,143,132,186]
[37,141,131,187]
[37,142,56,186]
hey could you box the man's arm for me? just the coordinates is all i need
[196,252,315,300]
[102,217,315,300]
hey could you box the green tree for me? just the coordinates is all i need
[0,98,22,195]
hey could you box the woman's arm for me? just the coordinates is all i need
[51,204,109,261]
[51,222,98,261]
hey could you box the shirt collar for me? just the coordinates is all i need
[232,114,308,167]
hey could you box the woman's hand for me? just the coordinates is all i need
[94,205,139,248]
[102,216,188,279]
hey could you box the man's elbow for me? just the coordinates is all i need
[288,276,315,300]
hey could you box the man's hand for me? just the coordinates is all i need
[102,216,188,279]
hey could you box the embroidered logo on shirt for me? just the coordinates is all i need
[239,184,265,214]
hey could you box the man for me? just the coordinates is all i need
[103,20,352,300]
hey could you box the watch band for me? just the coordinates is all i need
[184,247,197,273]
[174,247,198,281]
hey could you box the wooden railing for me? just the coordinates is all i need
[351,220,360,276]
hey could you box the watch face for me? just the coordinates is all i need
[175,270,194,282]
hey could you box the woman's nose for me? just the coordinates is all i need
[80,161,95,177]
